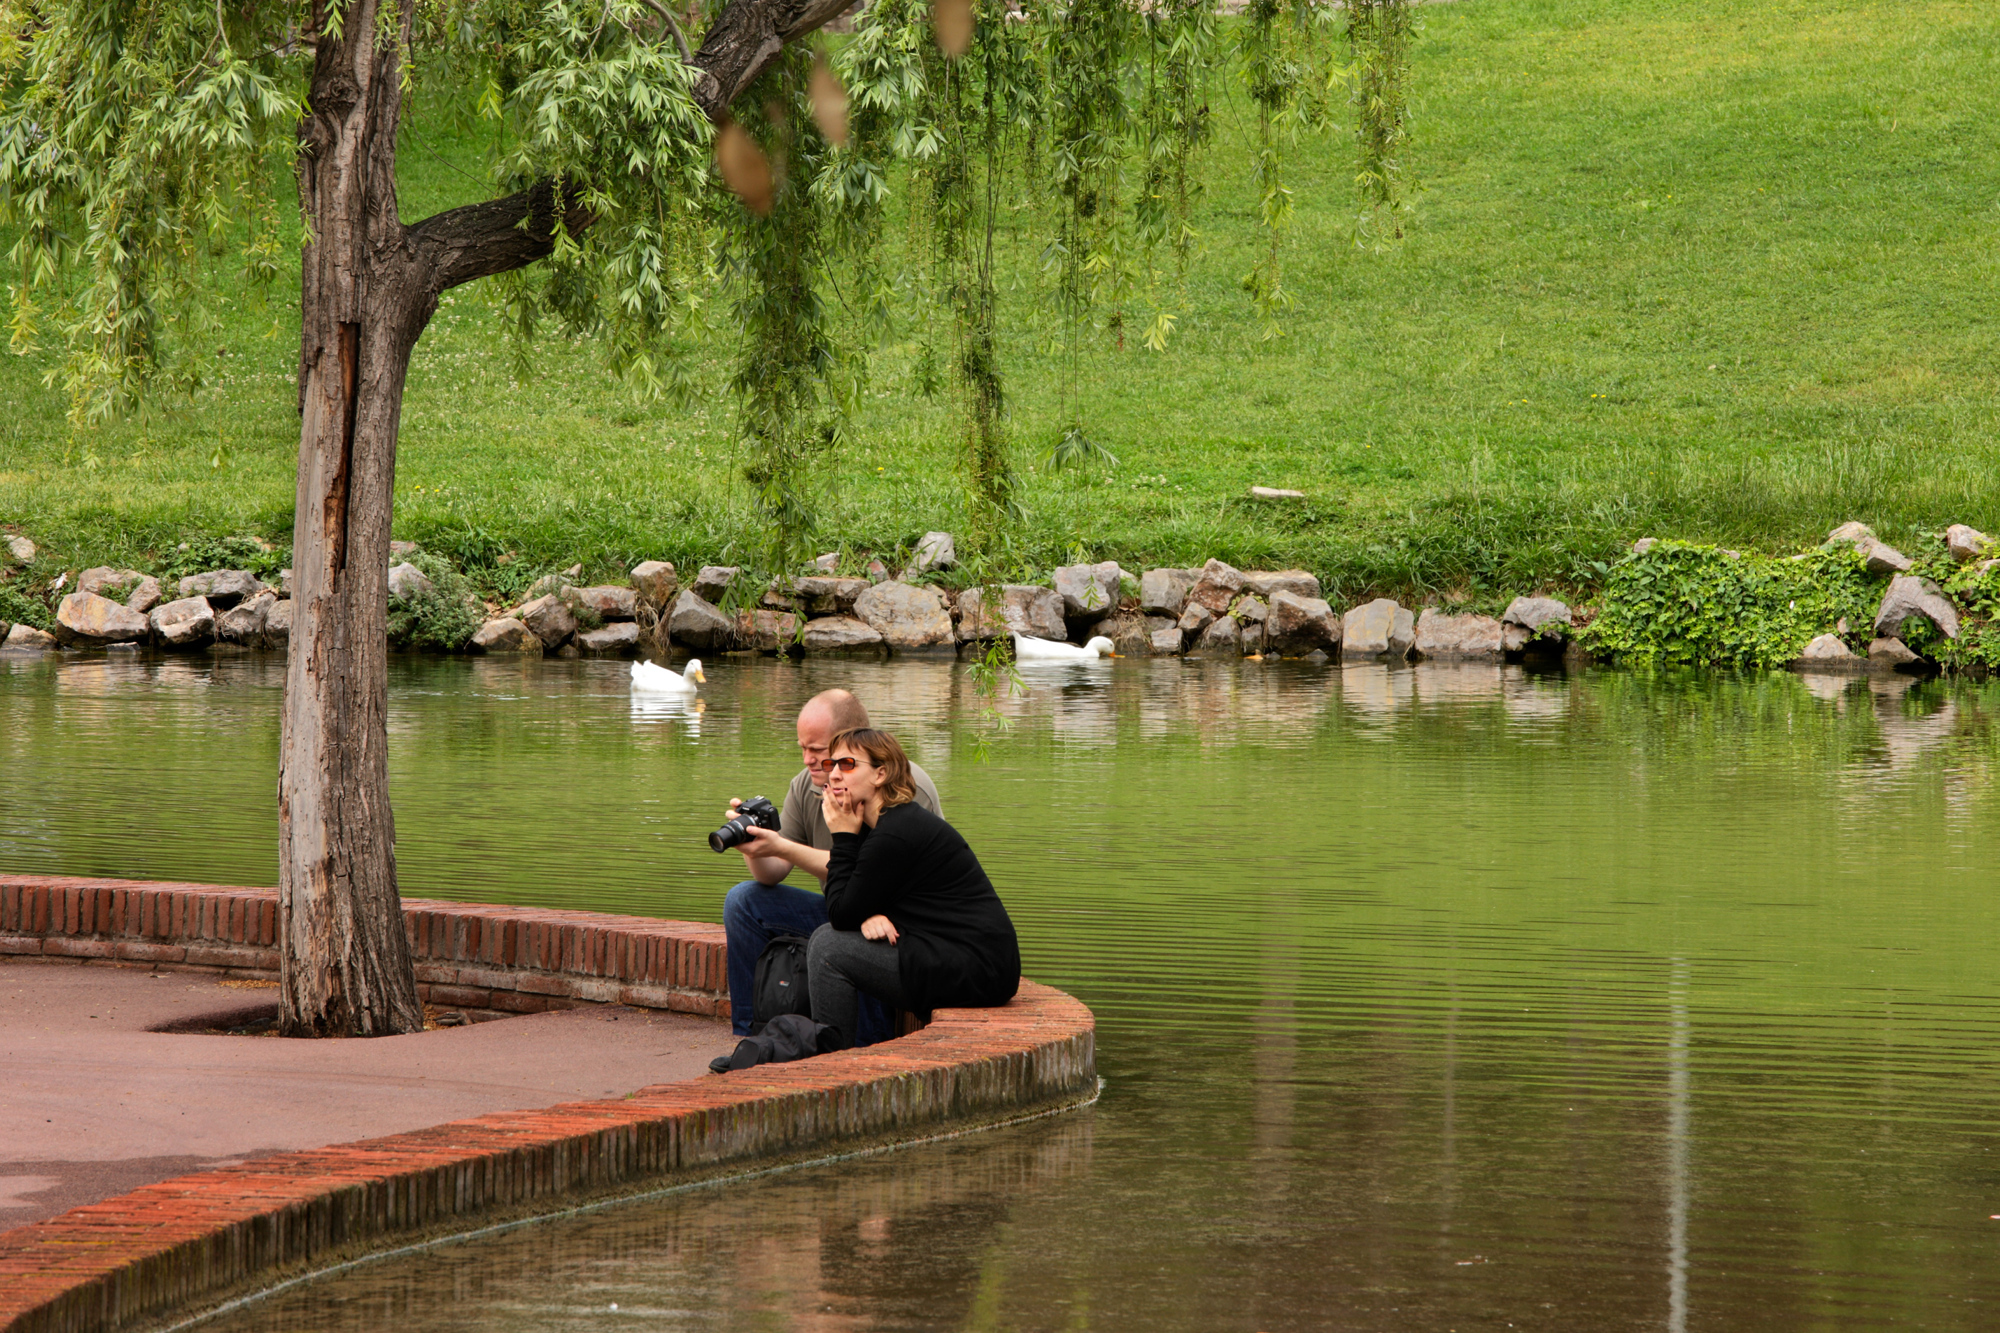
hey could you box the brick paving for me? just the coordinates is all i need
[0,957,732,1229]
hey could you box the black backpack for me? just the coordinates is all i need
[750,932,812,1030]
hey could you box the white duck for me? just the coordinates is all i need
[630,658,706,695]
[1012,633,1116,662]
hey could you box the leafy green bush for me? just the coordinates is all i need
[386,552,487,652]
[1927,558,2000,674]
[0,581,52,630]
[1879,532,1997,674]
[1582,541,1879,669]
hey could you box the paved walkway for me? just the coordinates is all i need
[0,956,734,1230]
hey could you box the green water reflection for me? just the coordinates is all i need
[3,652,1998,1329]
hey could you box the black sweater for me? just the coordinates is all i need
[824,802,1021,1015]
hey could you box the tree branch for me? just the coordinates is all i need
[393,0,851,301]
[403,181,592,297]
[635,0,695,64]
[686,0,857,121]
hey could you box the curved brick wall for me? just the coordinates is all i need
[0,875,728,1019]
[0,877,1096,1333]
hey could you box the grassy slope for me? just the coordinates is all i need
[1,0,1995,604]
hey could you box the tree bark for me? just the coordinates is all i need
[278,0,846,1037]
[279,0,427,1037]
[685,0,862,120]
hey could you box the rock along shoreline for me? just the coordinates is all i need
[3,523,1996,676]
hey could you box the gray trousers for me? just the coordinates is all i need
[808,924,906,1047]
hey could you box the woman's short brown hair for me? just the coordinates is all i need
[828,728,918,808]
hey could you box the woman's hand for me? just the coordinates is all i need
[860,914,899,945]
[822,785,864,835]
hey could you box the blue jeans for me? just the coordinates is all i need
[722,880,891,1044]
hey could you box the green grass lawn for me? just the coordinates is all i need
[2,0,1996,605]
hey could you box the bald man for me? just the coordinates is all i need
[722,689,942,1040]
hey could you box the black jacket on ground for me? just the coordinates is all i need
[824,802,1021,1015]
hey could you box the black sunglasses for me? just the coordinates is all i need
[825,756,871,773]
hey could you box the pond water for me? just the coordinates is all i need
[4,650,2000,1330]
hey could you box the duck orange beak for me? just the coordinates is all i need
[691,667,708,683]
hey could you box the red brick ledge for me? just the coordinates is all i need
[0,875,728,1018]
[0,878,1096,1333]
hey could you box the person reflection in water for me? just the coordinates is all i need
[811,728,1020,1047]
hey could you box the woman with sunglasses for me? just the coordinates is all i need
[810,728,1020,1047]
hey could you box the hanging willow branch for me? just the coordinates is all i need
[949,0,1036,536]
[1039,0,1131,463]
[727,51,854,572]
[1349,0,1414,240]
[1235,0,1337,340]
[1134,0,1215,352]
[840,0,1032,544]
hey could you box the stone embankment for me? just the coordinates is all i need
[4,522,1994,673]
[0,875,1098,1333]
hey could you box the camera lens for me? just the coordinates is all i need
[708,797,776,853]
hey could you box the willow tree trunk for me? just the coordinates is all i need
[279,0,425,1037]
[273,0,858,1037]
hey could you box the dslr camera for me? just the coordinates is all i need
[710,796,781,853]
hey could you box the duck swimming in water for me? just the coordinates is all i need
[1011,634,1116,662]
[630,658,706,695]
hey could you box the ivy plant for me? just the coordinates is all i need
[1582,541,1880,670]
[1927,553,2000,674]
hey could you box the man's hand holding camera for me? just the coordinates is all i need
[717,797,784,855]
[715,796,829,886]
